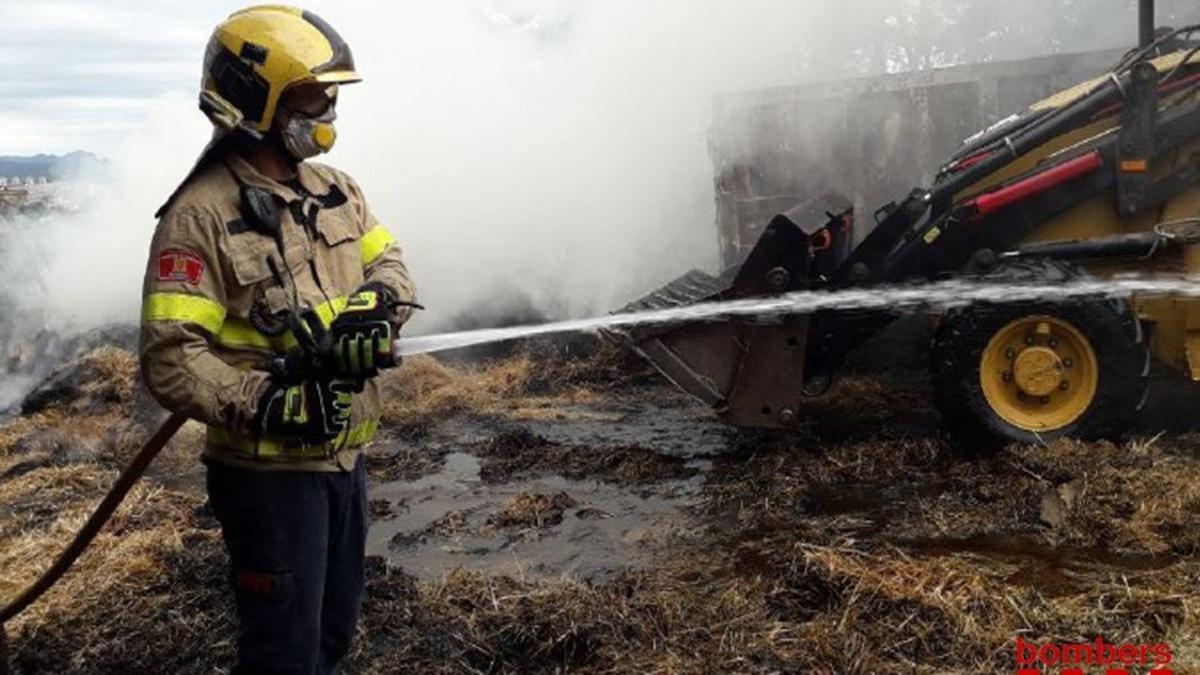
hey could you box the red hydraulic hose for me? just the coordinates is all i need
[972,150,1104,217]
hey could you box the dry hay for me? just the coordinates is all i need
[773,541,1192,673]
[707,422,1200,557]
[692,427,1200,672]
[489,491,579,530]
[796,374,940,442]
[518,337,653,392]
[3,347,1200,672]
[0,347,203,482]
[379,346,642,430]
[19,346,137,416]
[1002,436,1200,555]
[379,355,530,425]
[349,534,1198,674]
[1,466,233,674]
[349,549,811,674]
[780,543,1013,671]
[390,508,478,552]
[380,354,597,427]
[9,511,1194,674]
[0,414,54,460]
[0,347,231,673]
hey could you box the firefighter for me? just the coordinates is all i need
[139,7,416,673]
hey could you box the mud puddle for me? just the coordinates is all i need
[805,480,951,516]
[789,479,955,539]
[367,452,707,581]
[798,480,1183,596]
[902,533,1181,596]
[522,388,733,458]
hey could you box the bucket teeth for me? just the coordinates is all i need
[607,215,815,429]
[617,270,722,314]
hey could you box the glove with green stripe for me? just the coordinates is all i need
[258,376,355,443]
[328,282,398,380]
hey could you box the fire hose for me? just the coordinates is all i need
[0,412,188,673]
[0,301,609,666]
[0,306,419,671]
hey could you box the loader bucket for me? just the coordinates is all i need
[613,215,817,429]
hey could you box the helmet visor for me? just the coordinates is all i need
[280,83,338,118]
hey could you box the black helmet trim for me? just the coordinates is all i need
[302,10,356,75]
[239,41,269,65]
[209,43,270,127]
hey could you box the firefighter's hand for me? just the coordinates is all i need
[258,376,354,442]
[328,283,397,380]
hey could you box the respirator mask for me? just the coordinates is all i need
[277,84,339,161]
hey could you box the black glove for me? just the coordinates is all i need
[328,282,398,380]
[258,376,355,443]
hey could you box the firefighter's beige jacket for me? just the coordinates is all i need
[139,147,415,472]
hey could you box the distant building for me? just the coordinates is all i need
[709,49,1122,266]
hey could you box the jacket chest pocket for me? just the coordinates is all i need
[222,233,310,320]
[312,206,365,293]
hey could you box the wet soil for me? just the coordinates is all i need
[7,347,1200,672]
[903,533,1179,597]
[368,451,704,581]
[364,366,1200,597]
[364,382,718,582]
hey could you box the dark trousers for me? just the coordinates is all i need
[206,457,367,675]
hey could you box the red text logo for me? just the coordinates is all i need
[1015,636,1173,674]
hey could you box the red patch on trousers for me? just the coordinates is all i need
[157,248,205,285]
[235,570,276,595]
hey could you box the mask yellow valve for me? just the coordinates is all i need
[312,122,337,151]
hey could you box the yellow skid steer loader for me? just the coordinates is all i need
[620,3,1200,447]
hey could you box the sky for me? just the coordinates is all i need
[3,0,1194,158]
[0,0,1194,335]
[0,2,211,156]
[0,0,826,157]
[0,0,831,332]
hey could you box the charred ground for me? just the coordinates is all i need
[2,337,1200,673]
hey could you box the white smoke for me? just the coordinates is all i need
[330,0,828,329]
[4,0,1200,342]
[18,94,205,330]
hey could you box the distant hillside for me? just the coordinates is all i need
[0,151,105,180]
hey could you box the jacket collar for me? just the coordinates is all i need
[220,147,329,204]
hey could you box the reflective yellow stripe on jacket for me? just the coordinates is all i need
[145,292,375,458]
[216,316,284,351]
[142,293,227,334]
[145,226,384,348]
[216,295,351,351]
[143,294,352,352]
[143,291,357,365]
[206,419,379,458]
[360,224,395,266]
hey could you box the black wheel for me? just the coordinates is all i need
[931,259,1150,450]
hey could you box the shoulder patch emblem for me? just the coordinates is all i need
[157,248,205,285]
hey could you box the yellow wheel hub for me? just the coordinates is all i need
[979,315,1099,432]
[1012,347,1063,397]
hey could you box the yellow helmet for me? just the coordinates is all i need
[200,5,360,135]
